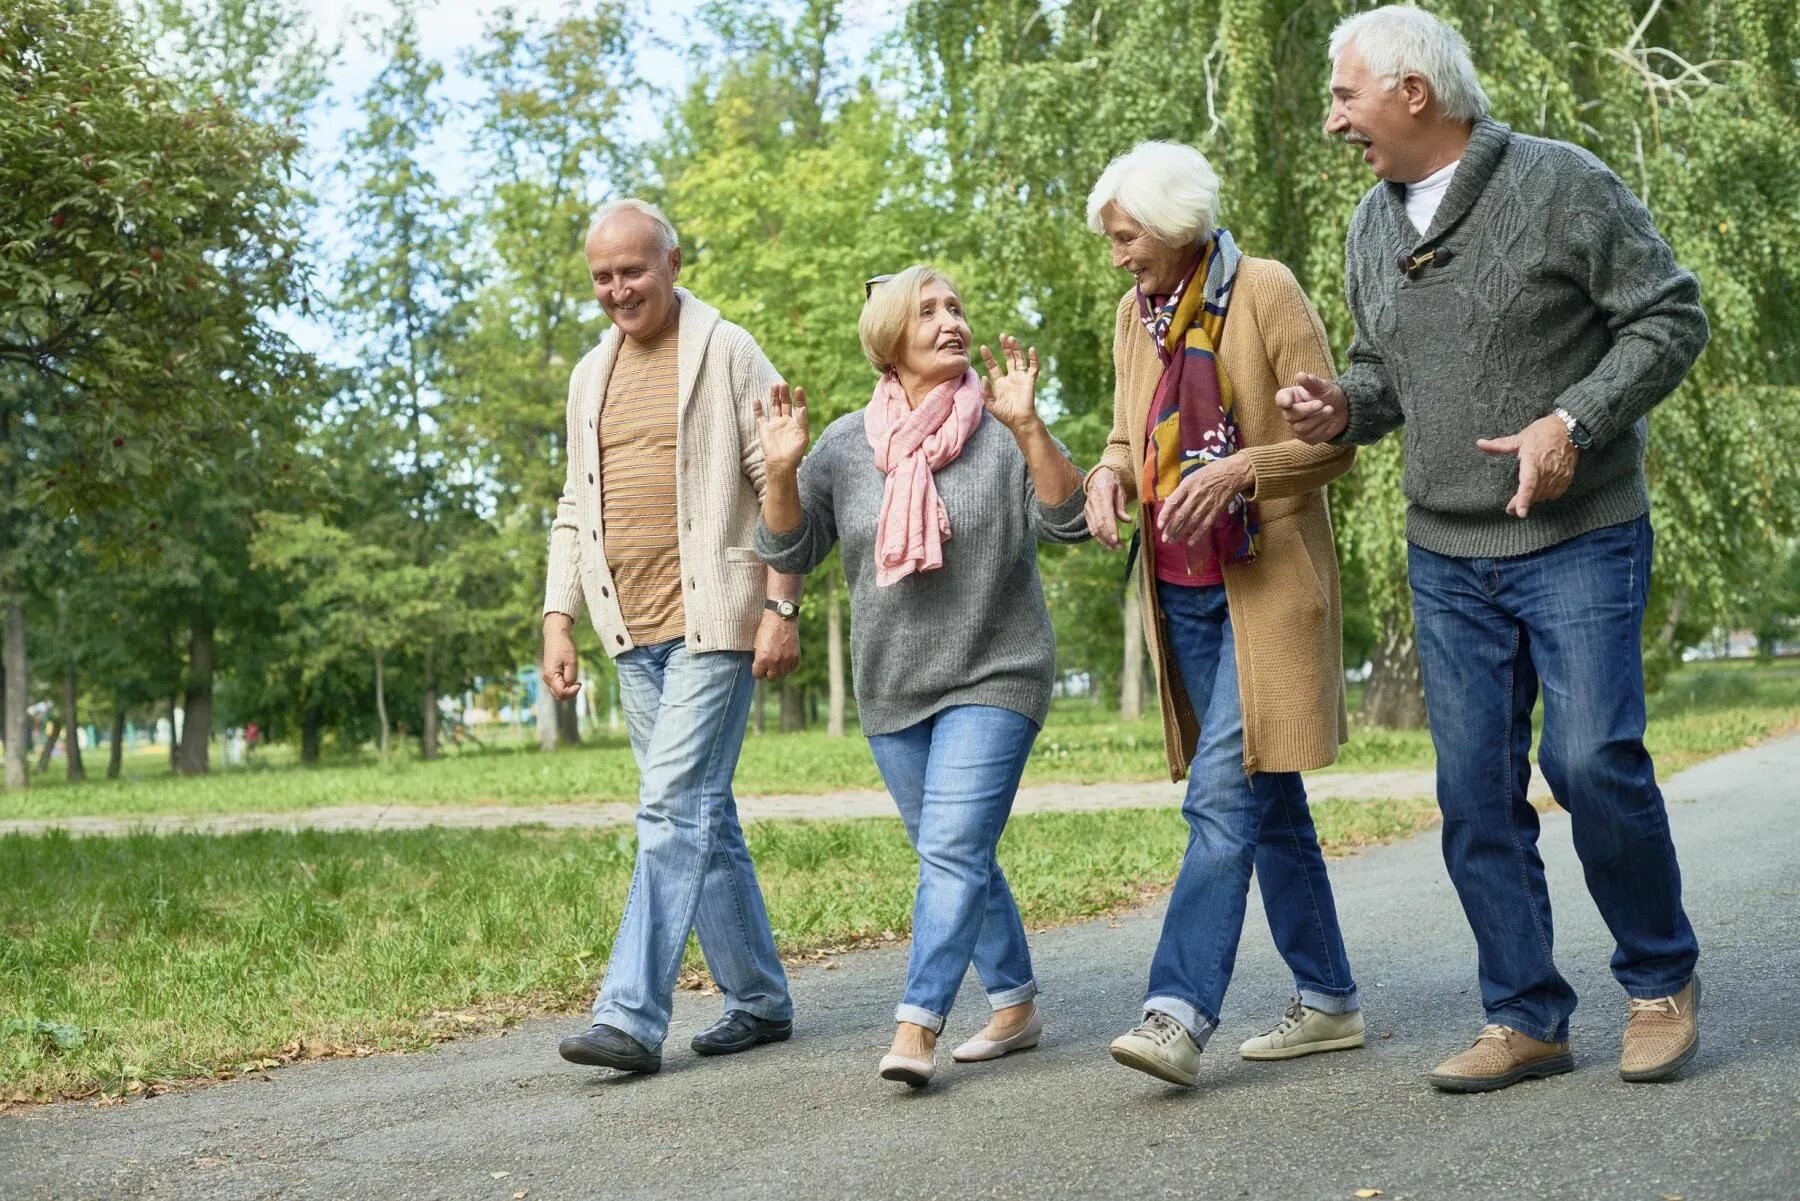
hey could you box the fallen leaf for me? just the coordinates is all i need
[490,1171,510,1180]
[1355,1191,1383,1199]
[514,1191,529,1199]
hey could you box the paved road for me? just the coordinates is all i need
[0,767,1554,839]
[4,739,1795,1201]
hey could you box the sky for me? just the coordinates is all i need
[280,0,901,359]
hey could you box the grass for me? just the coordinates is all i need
[5,662,1795,822]
[0,797,1442,1103]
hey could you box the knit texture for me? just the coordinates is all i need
[1100,257,1354,779]
[756,410,1087,737]
[545,290,780,658]
[1336,118,1709,558]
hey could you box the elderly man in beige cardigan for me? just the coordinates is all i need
[544,199,803,1076]
[1082,143,1364,1088]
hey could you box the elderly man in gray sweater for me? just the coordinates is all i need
[1280,7,1708,1093]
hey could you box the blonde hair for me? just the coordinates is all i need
[858,264,962,374]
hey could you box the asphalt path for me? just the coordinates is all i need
[3,738,1795,1201]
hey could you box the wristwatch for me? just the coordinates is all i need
[1552,407,1593,450]
[764,599,799,620]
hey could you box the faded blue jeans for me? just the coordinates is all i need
[1410,515,1698,1043]
[1144,583,1359,1046]
[590,639,792,1049]
[867,705,1041,1032]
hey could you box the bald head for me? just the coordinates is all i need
[585,201,681,343]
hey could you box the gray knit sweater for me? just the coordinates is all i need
[755,410,1088,737]
[1337,118,1709,558]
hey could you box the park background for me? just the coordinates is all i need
[2,0,1797,1103]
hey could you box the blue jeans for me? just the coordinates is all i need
[1144,583,1359,1046]
[866,705,1041,1032]
[591,640,792,1048]
[1409,516,1698,1043]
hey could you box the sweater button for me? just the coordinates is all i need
[587,473,594,484]
[601,586,610,598]
[615,635,624,646]
[591,531,598,541]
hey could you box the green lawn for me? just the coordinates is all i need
[0,797,1441,1102]
[6,662,1795,822]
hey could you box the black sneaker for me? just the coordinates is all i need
[558,1023,661,1073]
[690,1011,794,1057]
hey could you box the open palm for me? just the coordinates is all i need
[979,334,1041,432]
[757,382,810,474]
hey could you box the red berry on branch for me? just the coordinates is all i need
[51,212,65,229]
[112,437,125,447]
[149,249,164,262]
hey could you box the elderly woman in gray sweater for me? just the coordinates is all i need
[754,265,1088,1087]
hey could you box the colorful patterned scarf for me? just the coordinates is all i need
[1137,228,1259,567]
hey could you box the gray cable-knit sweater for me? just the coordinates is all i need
[1337,118,1709,558]
[755,410,1088,737]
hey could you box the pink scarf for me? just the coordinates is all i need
[865,368,985,586]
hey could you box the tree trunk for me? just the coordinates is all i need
[2,597,26,790]
[536,682,557,750]
[555,695,581,745]
[300,705,323,765]
[176,613,214,775]
[169,694,180,770]
[374,651,390,765]
[779,681,805,732]
[34,721,59,774]
[1120,585,1145,721]
[1361,615,1428,730]
[62,664,84,782]
[108,705,126,780]
[420,650,439,761]
[827,576,845,737]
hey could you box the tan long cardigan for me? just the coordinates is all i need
[1098,258,1355,779]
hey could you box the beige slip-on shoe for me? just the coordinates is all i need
[951,1006,1043,1063]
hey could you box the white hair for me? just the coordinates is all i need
[1085,142,1221,249]
[1329,5,1489,123]
[587,197,679,252]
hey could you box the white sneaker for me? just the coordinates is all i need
[1238,997,1366,1061]
[1109,1012,1201,1086]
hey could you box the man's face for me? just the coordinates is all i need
[585,214,679,341]
[1325,44,1428,183]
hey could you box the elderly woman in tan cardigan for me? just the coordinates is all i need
[1083,142,1363,1088]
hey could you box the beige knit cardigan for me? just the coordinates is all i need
[544,290,780,658]
[1099,257,1356,779]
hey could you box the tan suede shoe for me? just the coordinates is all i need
[1620,974,1700,1082]
[1426,1024,1574,1093]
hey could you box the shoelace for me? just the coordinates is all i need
[1627,995,1682,1019]
[1261,997,1306,1038]
[1475,1023,1512,1044]
[1141,1013,1189,1046]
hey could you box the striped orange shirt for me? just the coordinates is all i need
[600,319,685,644]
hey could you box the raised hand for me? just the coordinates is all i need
[1275,372,1349,444]
[978,334,1042,433]
[756,382,811,476]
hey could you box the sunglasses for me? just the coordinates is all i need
[863,273,895,299]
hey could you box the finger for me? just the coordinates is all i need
[1476,436,1521,455]
[1112,489,1130,521]
[1294,371,1330,399]
[792,386,807,420]
[1026,346,1039,377]
[980,344,1002,380]
[1005,334,1023,373]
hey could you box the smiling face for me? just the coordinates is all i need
[585,212,680,342]
[891,278,971,389]
[1099,202,1195,297]
[1325,42,1435,183]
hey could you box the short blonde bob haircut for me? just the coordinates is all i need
[858,264,962,375]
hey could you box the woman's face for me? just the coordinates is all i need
[893,278,971,385]
[1100,201,1194,296]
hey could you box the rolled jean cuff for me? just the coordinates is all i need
[894,1003,946,1034]
[1623,972,1697,1002]
[987,980,1039,1011]
[1299,987,1360,1015]
[1144,995,1217,1048]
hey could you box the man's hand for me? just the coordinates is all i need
[1158,455,1255,545]
[752,610,800,680]
[1477,414,1580,519]
[541,614,581,701]
[1275,372,1350,444]
[1084,466,1133,550]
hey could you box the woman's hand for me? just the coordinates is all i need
[1158,456,1255,545]
[1085,466,1132,550]
[978,334,1042,434]
[756,382,810,476]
